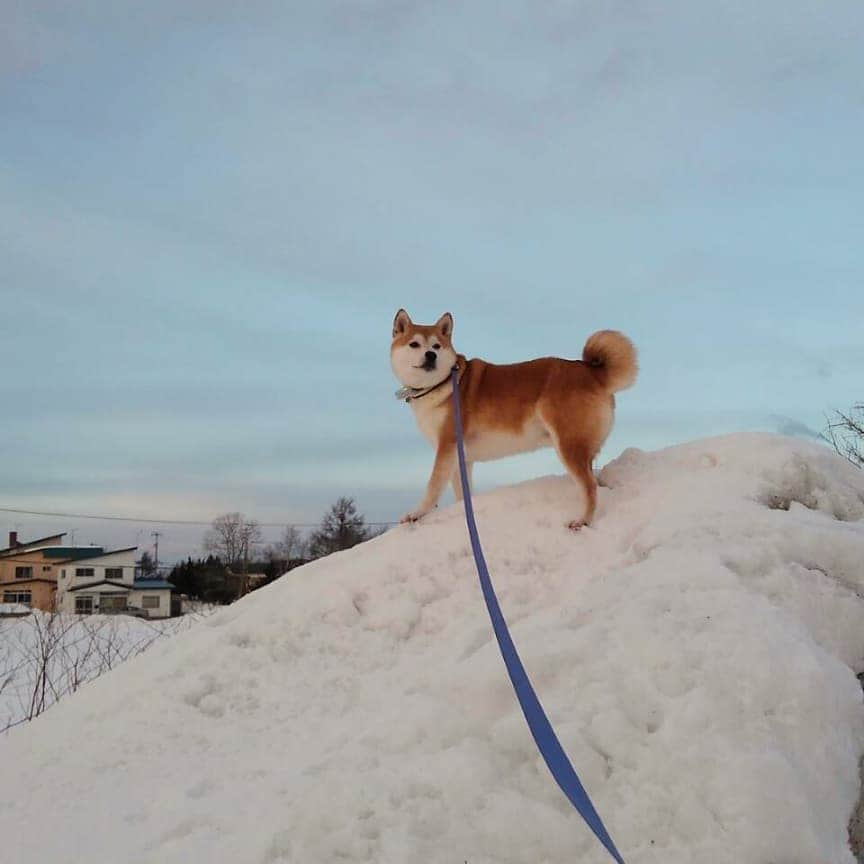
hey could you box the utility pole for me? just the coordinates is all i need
[151,531,161,573]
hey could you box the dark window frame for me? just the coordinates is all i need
[75,595,94,614]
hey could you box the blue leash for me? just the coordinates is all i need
[450,367,626,864]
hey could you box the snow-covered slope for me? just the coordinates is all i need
[2,434,864,864]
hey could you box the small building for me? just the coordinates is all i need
[0,531,101,612]
[127,579,180,618]
[56,547,137,614]
[56,549,177,618]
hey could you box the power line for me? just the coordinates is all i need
[0,505,397,528]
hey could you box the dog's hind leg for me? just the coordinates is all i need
[549,436,597,530]
[451,461,473,502]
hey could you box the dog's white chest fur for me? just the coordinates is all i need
[411,400,447,447]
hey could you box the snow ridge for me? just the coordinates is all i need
[1,433,863,864]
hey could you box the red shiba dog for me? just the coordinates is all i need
[391,310,637,529]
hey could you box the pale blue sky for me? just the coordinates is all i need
[2,1,863,561]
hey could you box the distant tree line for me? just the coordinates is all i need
[168,497,383,604]
[167,555,243,605]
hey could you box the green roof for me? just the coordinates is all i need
[43,547,105,560]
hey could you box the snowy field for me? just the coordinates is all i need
[0,610,211,733]
[1,433,863,864]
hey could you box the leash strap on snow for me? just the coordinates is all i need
[450,367,626,864]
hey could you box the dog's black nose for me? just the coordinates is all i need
[424,351,437,364]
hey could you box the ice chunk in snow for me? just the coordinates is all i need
[0,433,863,864]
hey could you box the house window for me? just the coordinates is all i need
[15,566,33,579]
[75,568,95,579]
[105,567,124,581]
[142,595,160,609]
[42,565,52,572]
[75,595,94,614]
[100,594,128,612]
[3,590,32,606]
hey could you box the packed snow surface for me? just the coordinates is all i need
[2,434,864,864]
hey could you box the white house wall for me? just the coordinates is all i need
[59,583,171,618]
[56,550,137,609]
[58,581,130,614]
[127,589,171,619]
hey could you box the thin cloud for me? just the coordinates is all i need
[1,1,863,540]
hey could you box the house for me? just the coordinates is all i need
[126,579,181,618]
[2,532,178,618]
[0,531,103,611]
[56,548,178,618]
[55,547,136,614]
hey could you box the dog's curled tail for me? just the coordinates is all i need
[582,330,638,392]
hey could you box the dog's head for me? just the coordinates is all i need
[390,309,458,390]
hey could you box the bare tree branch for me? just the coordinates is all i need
[823,403,864,469]
[203,512,263,569]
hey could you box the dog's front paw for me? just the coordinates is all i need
[401,508,428,524]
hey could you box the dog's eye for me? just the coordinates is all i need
[432,343,441,350]
[409,341,420,349]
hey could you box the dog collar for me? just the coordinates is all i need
[395,365,459,403]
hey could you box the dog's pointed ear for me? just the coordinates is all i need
[435,312,453,338]
[392,309,412,337]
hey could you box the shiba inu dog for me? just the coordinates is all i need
[390,309,637,529]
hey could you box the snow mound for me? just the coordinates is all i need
[2,434,864,864]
